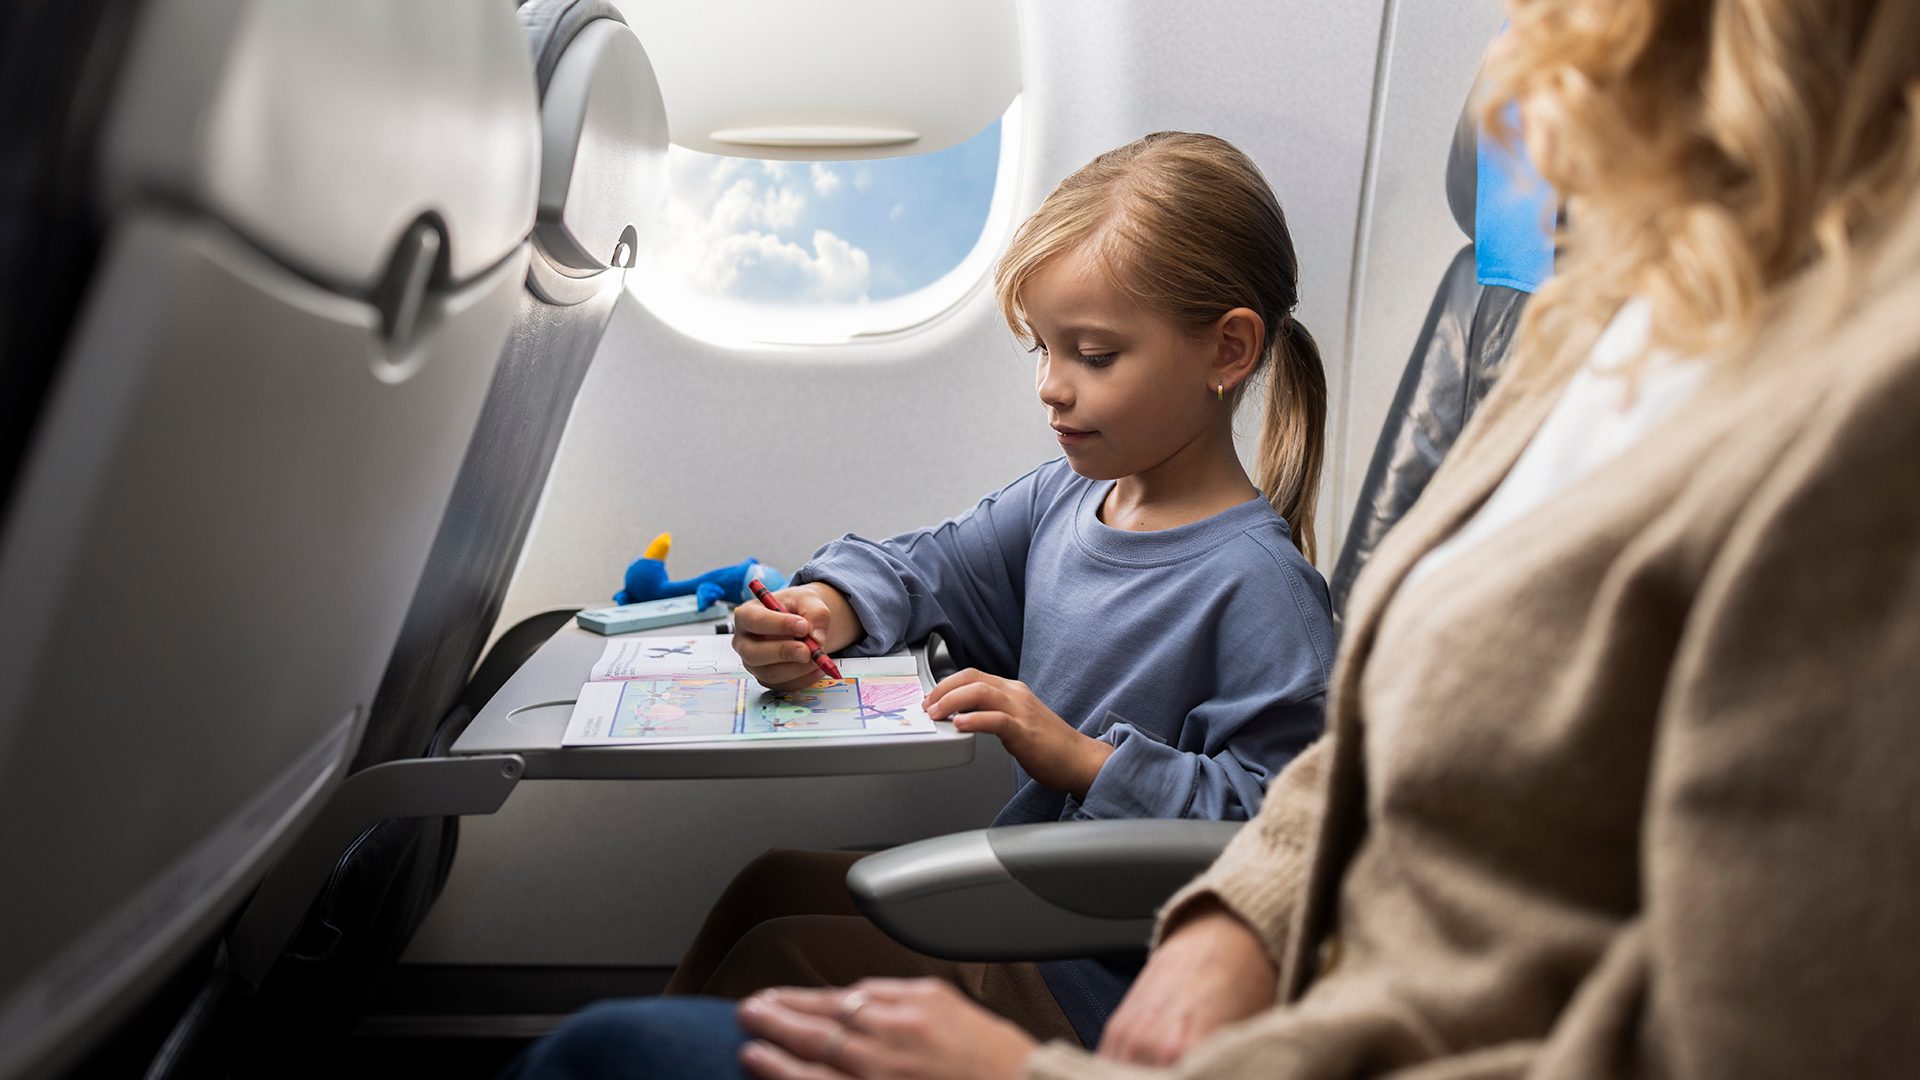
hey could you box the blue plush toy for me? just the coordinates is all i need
[614,532,788,611]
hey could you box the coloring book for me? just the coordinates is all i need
[562,635,939,747]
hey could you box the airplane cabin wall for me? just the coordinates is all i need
[409,0,1501,968]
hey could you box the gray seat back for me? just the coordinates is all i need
[0,1,540,1075]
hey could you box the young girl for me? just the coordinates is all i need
[646,131,1335,1048]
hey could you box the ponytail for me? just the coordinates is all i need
[1257,315,1327,564]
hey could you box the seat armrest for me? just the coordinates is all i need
[921,631,960,681]
[847,819,1239,961]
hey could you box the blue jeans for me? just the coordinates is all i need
[501,997,750,1080]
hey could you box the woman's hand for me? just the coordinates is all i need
[734,583,863,691]
[1099,898,1278,1066]
[737,979,1035,1080]
[923,669,1112,799]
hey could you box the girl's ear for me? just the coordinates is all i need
[1212,307,1265,391]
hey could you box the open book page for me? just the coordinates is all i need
[587,635,750,680]
[564,635,936,747]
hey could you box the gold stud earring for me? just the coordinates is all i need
[1216,383,1225,400]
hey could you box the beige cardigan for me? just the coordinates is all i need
[1029,194,1920,1080]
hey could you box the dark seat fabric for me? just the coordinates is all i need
[1328,252,1528,617]
[1327,74,1539,620]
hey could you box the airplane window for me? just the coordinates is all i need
[632,104,1020,345]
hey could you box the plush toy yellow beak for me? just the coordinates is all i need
[643,532,672,561]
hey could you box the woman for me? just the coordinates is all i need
[735,1,1920,1077]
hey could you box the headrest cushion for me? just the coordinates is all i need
[1446,81,1479,239]
[518,0,628,95]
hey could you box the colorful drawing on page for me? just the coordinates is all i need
[608,677,742,739]
[858,676,928,730]
[744,679,868,734]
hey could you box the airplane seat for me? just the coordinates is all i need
[0,0,542,1075]
[848,62,1543,966]
[1326,79,1534,619]
[227,1,668,1071]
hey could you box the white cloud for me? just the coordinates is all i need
[889,202,907,223]
[804,230,870,298]
[651,148,873,304]
[711,178,804,232]
[686,229,869,303]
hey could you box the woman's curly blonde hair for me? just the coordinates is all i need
[1482,0,1920,370]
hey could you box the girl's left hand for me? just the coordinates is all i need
[737,980,1036,1080]
[923,669,1113,799]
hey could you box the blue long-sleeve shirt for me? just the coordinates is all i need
[794,457,1333,828]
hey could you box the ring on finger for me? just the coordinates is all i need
[821,1025,850,1068]
[834,989,871,1028]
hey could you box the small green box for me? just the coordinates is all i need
[575,596,727,635]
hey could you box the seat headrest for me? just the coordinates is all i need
[520,0,625,95]
[100,0,541,292]
[1446,79,1479,239]
[518,0,669,275]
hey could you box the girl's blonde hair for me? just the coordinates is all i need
[1483,0,1920,370]
[993,132,1328,563]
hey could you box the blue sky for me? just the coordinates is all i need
[653,120,1001,305]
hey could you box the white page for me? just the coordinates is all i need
[589,635,747,680]
[836,655,920,677]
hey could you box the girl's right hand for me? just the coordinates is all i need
[734,582,861,691]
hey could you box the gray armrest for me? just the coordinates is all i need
[847,819,1240,961]
[922,631,960,681]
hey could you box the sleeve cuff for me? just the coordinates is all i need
[1151,738,1332,965]
[791,545,907,657]
[1068,720,1195,821]
[1149,819,1307,968]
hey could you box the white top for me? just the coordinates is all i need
[1404,298,1708,590]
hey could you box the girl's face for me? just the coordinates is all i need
[1020,245,1243,481]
